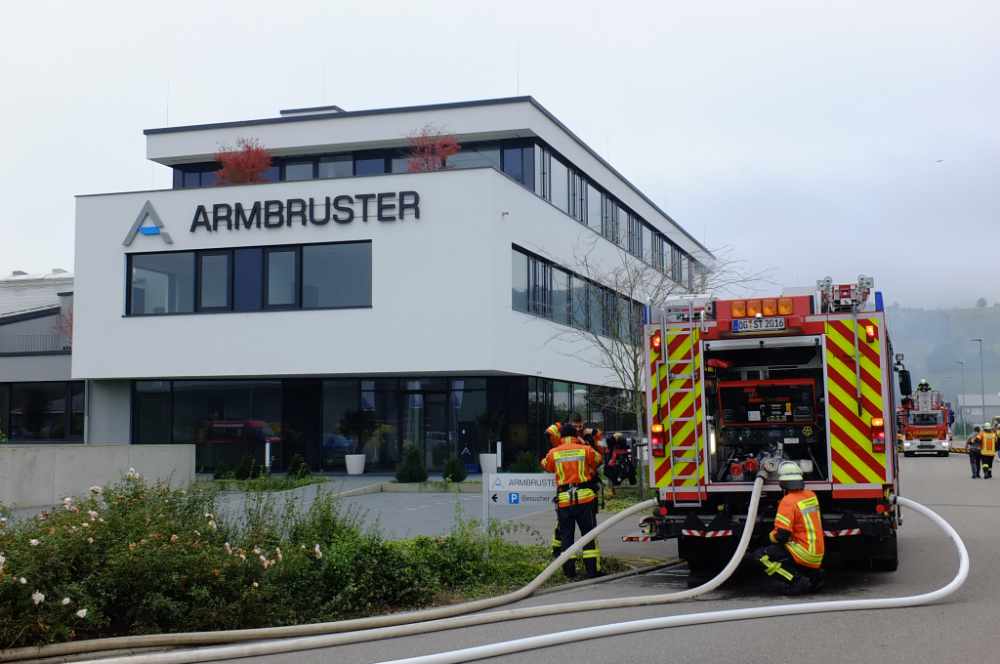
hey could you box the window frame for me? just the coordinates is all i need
[126,250,197,317]
[300,241,374,310]
[196,249,234,313]
[262,245,302,311]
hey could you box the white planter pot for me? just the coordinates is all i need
[345,454,367,475]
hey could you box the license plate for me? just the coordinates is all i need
[918,444,935,449]
[731,317,786,333]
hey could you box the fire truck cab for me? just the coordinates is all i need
[642,276,901,575]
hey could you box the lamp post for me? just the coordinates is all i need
[956,360,967,435]
[972,339,985,426]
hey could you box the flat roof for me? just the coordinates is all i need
[144,96,713,258]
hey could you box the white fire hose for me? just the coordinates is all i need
[4,481,969,664]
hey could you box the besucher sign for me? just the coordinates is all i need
[190,190,420,233]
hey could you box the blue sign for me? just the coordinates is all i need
[508,492,521,505]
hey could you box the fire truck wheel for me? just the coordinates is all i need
[903,452,914,457]
[868,534,899,572]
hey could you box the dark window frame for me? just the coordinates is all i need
[263,245,301,310]
[196,249,234,312]
[126,250,197,316]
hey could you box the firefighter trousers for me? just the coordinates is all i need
[556,502,600,578]
[749,544,822,595]
[982,454,994,479]
[969,451,981,478]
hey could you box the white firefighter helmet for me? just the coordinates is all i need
[984,422,994,432]
[777,461,805,491]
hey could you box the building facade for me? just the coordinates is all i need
[72,97,713,473]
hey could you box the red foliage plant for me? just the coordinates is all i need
[407,125,461,172]
[214,138,273,185]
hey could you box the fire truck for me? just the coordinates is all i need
[641,276,901,575]
[897,381,952,457]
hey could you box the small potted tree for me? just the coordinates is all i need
[340,410,378,475]
[214,138,273,184]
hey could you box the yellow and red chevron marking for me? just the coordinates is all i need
[651,328,704,489]
[824,318,887,485]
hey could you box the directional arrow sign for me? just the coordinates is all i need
[491,493,499,503]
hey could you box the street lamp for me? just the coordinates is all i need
[972,339,985,426]
[956,360,967,434]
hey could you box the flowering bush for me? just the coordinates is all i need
[0,476,555,649]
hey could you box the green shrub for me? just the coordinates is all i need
[509,451,542,473]
[287,454,310,479]
[395,445,428,483]
[212,464,233,480]
[0,474,563,650]
[441,455,468,483]
[234,455,262,480]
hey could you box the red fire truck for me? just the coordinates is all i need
[641,276,901,575]
[897,383,952,457]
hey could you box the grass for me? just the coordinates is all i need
[602,485,652,513]
[208,475,330,492]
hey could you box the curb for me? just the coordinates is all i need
[533,559,682,596]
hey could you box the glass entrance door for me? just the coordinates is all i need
[401,391,452,471]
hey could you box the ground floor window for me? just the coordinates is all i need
[130,375,633,473]
[0,381,84,442]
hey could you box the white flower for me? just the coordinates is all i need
[0,517,7,528]
[275,547,283,562]
[32,591,45,605]
[88,510,99,521]
[62,597,72,605]
[19,577,27,585]
[126,467,140,480]
[87,537,94,544]
[89,485,103,495]
[0,553,6,571]
[224,542,232,555]
[29,539,40,547]
[252,582,259,588]
[314,544,322,560]
[204,513,214,520]
[76,609,88,619]
[63,497,73,505]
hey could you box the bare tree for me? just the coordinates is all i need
[550,234,768,436]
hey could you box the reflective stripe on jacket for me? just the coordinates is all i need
[768,489,825,569]
[978,432,997,456]
[541,437,601,508]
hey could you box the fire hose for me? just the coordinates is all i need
[4,480,969,664]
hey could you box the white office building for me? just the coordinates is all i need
[57,96,713,473]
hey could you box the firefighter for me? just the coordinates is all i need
[748,461,825,595]
[544,422,563,557]
[581,425,606,511]
[542,423,604,579]
[917,378,931,392]
[967,426,982,479]
[979,422,997,479]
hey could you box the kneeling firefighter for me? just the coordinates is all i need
[748,461,825,595]
[541,424,604,579]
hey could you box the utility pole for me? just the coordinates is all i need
[972,339,986,426]
[956,360,967,435]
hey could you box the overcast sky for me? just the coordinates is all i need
[1,0,997,307]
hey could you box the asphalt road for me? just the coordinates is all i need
[217,455,1000,663]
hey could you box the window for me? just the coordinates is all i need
[549,155,569,213]
[284,160,315,181]
[447,144,501,170]
[528,255,551,317]
[652,234,665,273]
[671,245,683,283]
[354,154,387,176]
[552,381,571,423]
[551,267,571,325]
[265,247,299,308]
[129,252,195,315]
[198,251,231,311]
[302,242,372,309]
[234,247,263,311]
[587,184,603,234]
[512,249,529,312]
[571,275,589,329]
[568,171,586,223]
[641,224,652,264]
[390,154,410,174]
[602,195,619,244]
[133,381,172,443]
[533,145,546,196]
[322,379,362,469]
[589,283,606,336]
[0,385,7,439]
[572,383,588,416]
[8,382,83,442]
[502,145,533,187]
[318,155,353,178]
[627,214,642,258]
[616,204,630,248]
[679,254,690,290]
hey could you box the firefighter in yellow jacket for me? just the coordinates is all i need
[978,422,997,479]
[544,422,563,557]
[542,424,604,579]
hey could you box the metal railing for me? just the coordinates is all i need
[0,334,70,354]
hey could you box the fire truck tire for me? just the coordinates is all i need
[869,534,899,572]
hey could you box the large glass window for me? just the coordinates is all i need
[0,385,8,439]
[568,171,586,223]
[551,267,571,326]
[671,245,683,283]
[528,255,551,317]
[234,247,263,311]
[9,383,68,441]
[198,251,231,311]
[321,379,362,470]
[512,249,529,312]
[549,156,569,214]
[447,144,501,170]
[265,247,298,308]
[302,242,372,309]
[641,224,653,264]
[571,275,589,329]
[129,252,195,315]
[502,145,533,187]
[572,383,589,416]
[589,283,606,336]
[133,381,172,443]
[602,195,619,244]
[354,155,387,176]
[552,381,571,423]
[318,155,353,179]
[587,184,603,234]
[284,160,315,181]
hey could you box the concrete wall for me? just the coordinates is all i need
[0,353,72,382]
[0,444,195,509]
[86,380,131,443]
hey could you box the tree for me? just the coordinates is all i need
[549,235,766,437]
[214,138,273,185]
[339,409,379,454]
[407,124,461,172]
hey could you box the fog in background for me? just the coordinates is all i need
[1,0,998,308]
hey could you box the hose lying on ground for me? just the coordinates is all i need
[376,495,970,664]
[36,479,767,664]
[0,497,662,663]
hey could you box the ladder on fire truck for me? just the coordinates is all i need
[654,296,710,507]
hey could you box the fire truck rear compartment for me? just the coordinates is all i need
[704,341,830,483]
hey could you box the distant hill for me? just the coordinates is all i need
[885,304,1000,404]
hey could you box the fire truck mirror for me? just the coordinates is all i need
[898,369,912,397]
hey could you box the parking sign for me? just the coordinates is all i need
[508,492,521,505]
